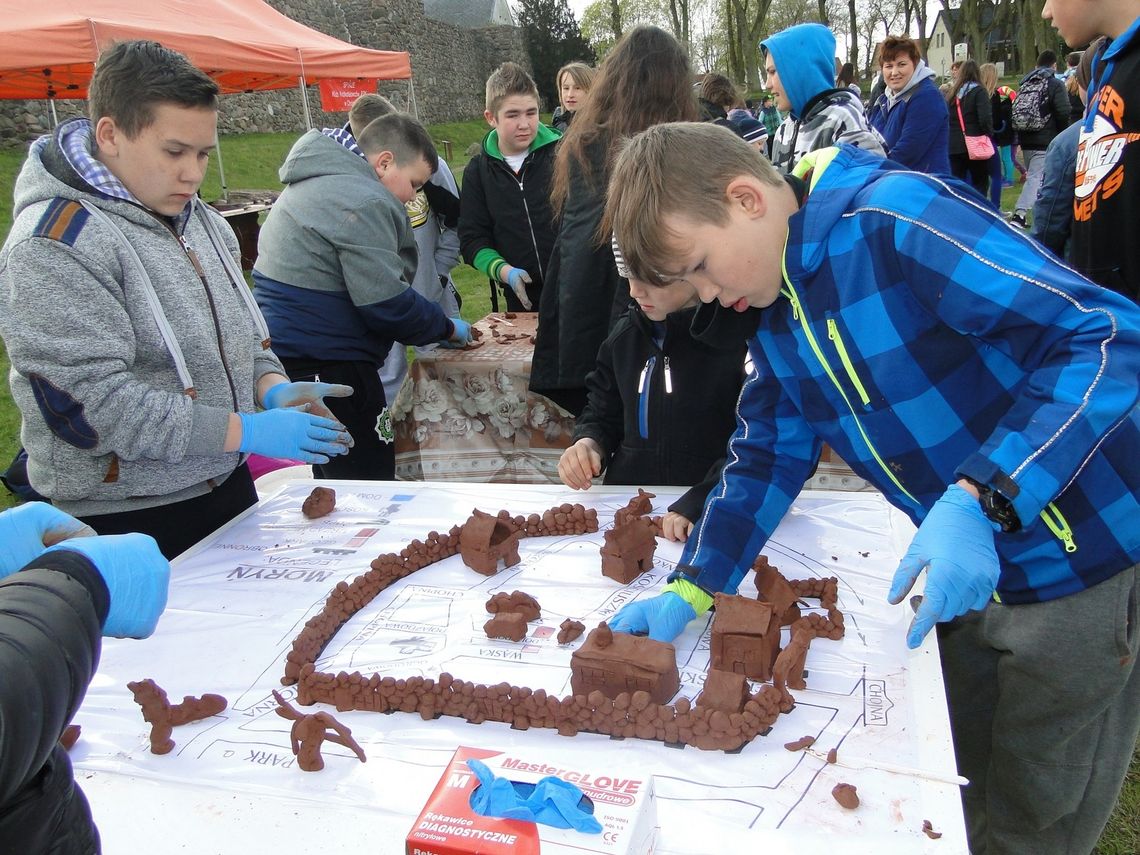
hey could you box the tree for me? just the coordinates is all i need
[517,0,597,108]
[579,0,671,57]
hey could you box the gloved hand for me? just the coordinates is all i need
[505,267,533,310]
[608,579,713,643]
[439,316,474,349]
[888,484,1001,649]
[0,501,94,578]
[44,533,170,638]
[237,407,352,464]
[467,759,602,833]
[262,381,354,422]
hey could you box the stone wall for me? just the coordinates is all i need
[0,0,529,146]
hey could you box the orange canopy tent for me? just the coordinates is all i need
[0,0,411,100]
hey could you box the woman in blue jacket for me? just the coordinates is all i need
[867,35,951,174]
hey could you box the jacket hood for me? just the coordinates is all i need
[12,119,165,232]
[762,24,836,118]
[481,123,561,160]
[785,144,898,279]
[278,129,376,185]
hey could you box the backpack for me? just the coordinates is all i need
[1012,72,1052,132]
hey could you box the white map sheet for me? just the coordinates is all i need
[74,481,967,853]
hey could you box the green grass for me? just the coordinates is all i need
[0,124,1136,851]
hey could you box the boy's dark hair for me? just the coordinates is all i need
[1037,50,1057,68]
[879,35,921,66]
[1066,51,1082,68]
[356,113,439,173]
[348,93,396,138]
[88,40,219,138]
[700,73,738,109]
[485,61,540,115]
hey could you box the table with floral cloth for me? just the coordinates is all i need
[391,313,576,483]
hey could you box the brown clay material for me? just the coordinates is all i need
[613,489,656,527]
[127,679,228,755]
[484,612,528,642]
[459,509,521,575]
[922,820,943,839]
[302,486,336,519]
[273,690,365,772]
[571,623,680,705]
[485,590,541,621]
[783,735,816,751]
[697,669,751,714]
[710,593,781,682]
[600,517,657,584]
[831,782,859,809]
[59,724,82,751]
[826,747,838,764]
[772,624,814,704]
[753,555,801,626]
[557,619,586,644]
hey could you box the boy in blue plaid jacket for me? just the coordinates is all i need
[604,122,1140,854]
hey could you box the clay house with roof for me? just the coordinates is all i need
[571,623,680,705]
[710,593,782,682]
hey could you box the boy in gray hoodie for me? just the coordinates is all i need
[0,41,353,558]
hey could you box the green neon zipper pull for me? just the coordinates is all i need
[826,318,872,406]
[1040,502,1077,553]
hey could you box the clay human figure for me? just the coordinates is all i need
[772,624,813,704]
[127,678,227,755]
[272,690,366,772]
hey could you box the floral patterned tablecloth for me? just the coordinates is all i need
[391,313,576,483]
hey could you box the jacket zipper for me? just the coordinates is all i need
[497,158,547,284]
[826,318,871,406]
[177,231,239,412]
[780,249,919,507]
[638,355,656,439]
[1040,502,1077,552]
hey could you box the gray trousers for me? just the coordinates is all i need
[938,564,1140,854]
[1015,148,1047,216]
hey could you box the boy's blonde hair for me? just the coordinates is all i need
[485,61,540,115]
[348,93,396,138]
[604,122,783,288]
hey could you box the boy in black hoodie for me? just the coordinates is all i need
[558,244,749,542]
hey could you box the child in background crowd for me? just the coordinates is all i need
[558,241,750,543]
[552,62,596,133]
[459,62,559,313]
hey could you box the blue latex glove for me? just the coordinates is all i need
[505,267,533,310]
[888,484,1001,649]
[237,408,352,464]
[44,533,170,638]
[467,759,602,833]
[262,381,354,421]
[608,579,712,643]
[0,502,94,578]
[439,317,474,349]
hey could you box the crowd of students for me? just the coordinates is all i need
[1,4,1138,850]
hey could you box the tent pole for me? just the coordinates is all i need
[407,78,418,118]
[298,76,314,130]
[48,99,59,128]
[214,129,229,203]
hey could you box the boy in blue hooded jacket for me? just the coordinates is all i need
[604,122,1140,855]
[762,23,885,174]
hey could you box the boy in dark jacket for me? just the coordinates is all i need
[604,122,1140,855]
[0,501,170,854]
[459,62,560,312]
[558,244,748,542]
[1010,50,1071,227]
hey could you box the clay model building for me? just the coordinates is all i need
[570,622,680,705]
[753,555,801,626]
[459,508,521,575]
[557,619,586,644]
[613,489,656,526]
[302,486,336,519]
[485,590,541,621]
[484,611,528,642]
[127,679,227,755]
[273,691,366,772]
[709,593,782,682]
[600,517,658,584]
[696,668,751,714]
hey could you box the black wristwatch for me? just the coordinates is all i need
[961,476,1021,533]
